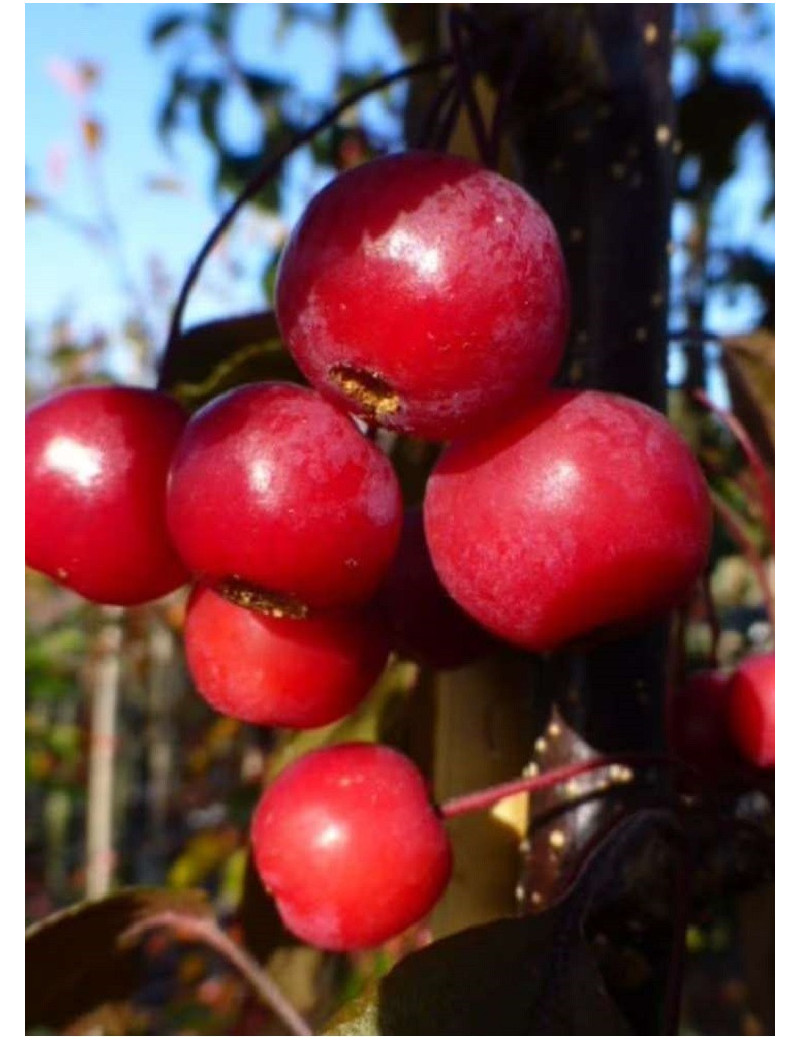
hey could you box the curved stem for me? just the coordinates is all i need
[693,388,774,545]
[158,53,453,385]
[432,85,463,152]
[414,71,459,150]
[487,22,536,169]
[439,753,678,820]
[124,911,312,1036]
[710,490,775,630]
[447,9,492,165]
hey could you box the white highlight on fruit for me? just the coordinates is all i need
[382,227,441,279]
[44,436,102,488]
[249,459,273,495]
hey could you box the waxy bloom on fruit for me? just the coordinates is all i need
[275,151,569,440]
[184,585,389,729]
[251,743,452,950]
[727,651,775,769]
[26,386,189,605]
[424,390,712,653]
[167,382,402,613]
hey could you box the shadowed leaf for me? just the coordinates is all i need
[150,13,190,45]
[26,888,212,1031]
[157,311,304,409]
[722,330,775,463]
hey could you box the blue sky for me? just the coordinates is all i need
[26,4,774,390]
[25,3,402,377]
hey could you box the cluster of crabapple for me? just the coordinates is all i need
[27,150,722,952]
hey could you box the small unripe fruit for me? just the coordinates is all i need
[26,386,189,605]
[166,383,402,612]
[184,585,390,729]
[424,390,712,653]
[251,743,452,950]
[727,651,775,769]
[275,151,569,440]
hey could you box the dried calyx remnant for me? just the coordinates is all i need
[218,578,309,620]
[328,365,401,421]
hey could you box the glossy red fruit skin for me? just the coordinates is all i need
[26,386,189,605]
[666,671,739,783]
[166,383,402,610]
[376,508,495,670]
[424,390,712,653]
[251,743,452,951]
[184,585,390,729]
[727,651,775,769]
[275,151,569,441]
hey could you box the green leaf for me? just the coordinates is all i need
[678,74,773,187]
[149,12,190,46]
[324,910,631,1035]
[197,78,223,146]
[243,70,290,103]
[324,985,380,1035]
[157,311,304,410]
[324,811,690,1035]
[26,888,212,1031]
[206,2,235,41]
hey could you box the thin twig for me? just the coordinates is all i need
[447,9,492,164]
[710,490,775,629]
[432,86,463,152]
[668,327,724,347]
[440,753,680,819]
[693,388,774,545]
[85,606,123,901]
[487,22,536,168]
[414,71,459,150]
[125,912,313,1036]
[159,53,452,383]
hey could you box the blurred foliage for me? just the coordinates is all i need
[26,3,773,1035]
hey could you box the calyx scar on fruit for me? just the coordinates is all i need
[166,382,403,613]
[275,150,569,440]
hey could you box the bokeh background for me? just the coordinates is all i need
[26,4,775,1034]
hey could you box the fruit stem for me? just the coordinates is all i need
[158,53,454,383]
[448,8,493,166]
[415,70,459,150]
[693,388,775,545]
[439,753,676,819]
[123,911,313,1036]
[709,490,775,630]
[487,21,536,169]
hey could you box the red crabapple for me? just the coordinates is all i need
[727,651,775,769]
[424,390,712,653]
[666,670,739,783]
[26,386,189,605]
[275,151,569,440]
[251,743,452,951]
[184,585,390,729]
[166,383,402,613]
[376,507,495,669]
